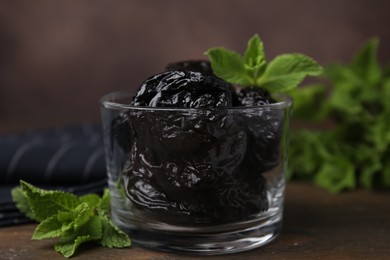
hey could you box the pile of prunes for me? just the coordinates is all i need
[112,61,284,224]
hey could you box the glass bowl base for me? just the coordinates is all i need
[112,212,282,255]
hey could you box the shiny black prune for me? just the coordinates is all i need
[131,71,232,108]
[238,110,284,174]
[165,60,243,105]
[111,112,133,153]
[166,60,214,75]
[122,108,254,223]
[236,86,276,106]
[215,175,268,218]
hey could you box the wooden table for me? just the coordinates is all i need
[1,182,389,260]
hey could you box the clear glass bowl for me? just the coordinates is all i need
[100,90,293,255]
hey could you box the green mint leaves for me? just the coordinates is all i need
[205,34,323,92]
[288,37,390,193]
[11,181,131,258]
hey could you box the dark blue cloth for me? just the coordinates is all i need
[0,124,107,227]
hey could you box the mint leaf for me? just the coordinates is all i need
[243,34,266,80]
[97,190,131,248]
[33,202,93,240]
[314,155,357,193]
[99,215,131,248]
[366,113,390,153]
[258,54,323,92]
[287,130,328,179]
[11,187,35,221]
[20,181,80,222]
[205,34,322,92]
[32,214,64,240]
[55,216,102,258]
[351,37,381,85]
[12,180,131,258]
[287,84,327,120]
[97,189,110,216]
[55,235,94,259]
[70,203,93,231]
[80,193,100,208]
[359,155,382,189]
[205,47,252,86]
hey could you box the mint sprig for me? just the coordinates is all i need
[288,37,390,193]
[11,181,131,258]
[205,34,323,92]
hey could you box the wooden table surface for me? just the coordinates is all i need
[1,181,389,260]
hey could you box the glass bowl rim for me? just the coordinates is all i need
[100,90,293,111]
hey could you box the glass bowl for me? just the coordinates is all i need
[100,90,293,255]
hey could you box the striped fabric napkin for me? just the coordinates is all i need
[0,124,107,227]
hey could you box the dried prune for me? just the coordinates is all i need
[236,86,276,106]
[131,71,232,108]
[111,112,133,153]
[237,110,284,175]
[165,60,243,105]
[122,107,253,223]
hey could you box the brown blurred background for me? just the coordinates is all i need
[1,0,389,132]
